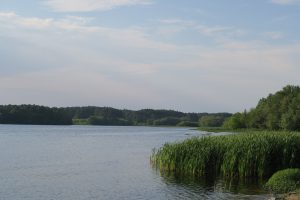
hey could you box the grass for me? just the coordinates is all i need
[151,131,300,180]
[265,169,300,194]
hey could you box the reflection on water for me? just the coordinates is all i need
[157,171,271,199]
[0,125,272,200]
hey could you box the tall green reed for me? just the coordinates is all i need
[151,131,300,180]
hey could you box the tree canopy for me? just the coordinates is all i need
[0,105,72,125]
[223,85,300,131]
[0,105,231,127]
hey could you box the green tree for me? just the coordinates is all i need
[199,115,224,127]
[227,85,300,131]
[222,112,246,129]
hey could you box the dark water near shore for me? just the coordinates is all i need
[0,125,271,199]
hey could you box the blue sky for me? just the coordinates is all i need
[1,0,300,112]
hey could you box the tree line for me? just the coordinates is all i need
[0,105,72,125]
[0,105,231,127]
[223,85,300,131]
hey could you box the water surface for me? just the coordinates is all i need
[0,125,271,199]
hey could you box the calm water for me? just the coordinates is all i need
[0,125,271,200]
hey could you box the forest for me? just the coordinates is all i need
[223,85,300,131]
[0,105,72,125]
[0,105,231,127]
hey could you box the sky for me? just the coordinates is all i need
[0,0,300,113]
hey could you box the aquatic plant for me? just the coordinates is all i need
[151,131,300,180]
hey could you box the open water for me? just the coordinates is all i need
[0,125,271,200]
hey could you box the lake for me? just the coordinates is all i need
[0,125,271,200]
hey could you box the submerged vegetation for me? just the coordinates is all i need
[151,131,300,180]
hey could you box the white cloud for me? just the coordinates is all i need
[159,19,195,26]
[0,12,53,29]
[0,12,175,51]
[271,0,300,5]
[0,12,17,18]
[196,25,233,37]
[43,0,152,12]
[263,31,283,39]
[1,12,300,112]
[157,18,247,39]
[155,19,195,38]
[158,19,233,37]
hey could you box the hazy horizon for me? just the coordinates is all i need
[1,0,300,113]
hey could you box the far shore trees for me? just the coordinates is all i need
[0,105,231,127]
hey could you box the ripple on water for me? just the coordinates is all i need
[0,125,271,200]
[153,170,271,200]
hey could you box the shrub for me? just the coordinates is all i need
[265,168,300,193]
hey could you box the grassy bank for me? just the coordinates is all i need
[151,131,300,180]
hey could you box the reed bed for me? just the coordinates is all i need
[151,131,300,180]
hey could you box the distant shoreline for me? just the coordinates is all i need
[0,104,231,127]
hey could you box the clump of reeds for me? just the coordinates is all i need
[151,131,300,180]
